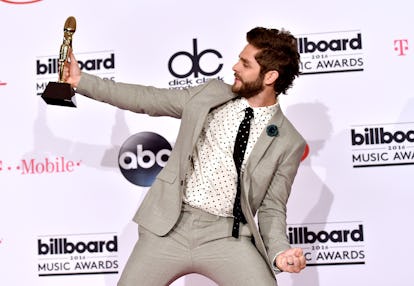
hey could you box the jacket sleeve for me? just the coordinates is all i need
[257,136,306,274]
[76,72,211,119]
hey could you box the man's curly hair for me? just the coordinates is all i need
[247,27,300,96]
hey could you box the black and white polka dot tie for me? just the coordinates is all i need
[232,107,254,238]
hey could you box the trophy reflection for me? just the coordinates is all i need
[42,16,77,107]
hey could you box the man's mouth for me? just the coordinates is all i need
[234,74,242,82]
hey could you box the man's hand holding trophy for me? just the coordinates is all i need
[42,16,77,107]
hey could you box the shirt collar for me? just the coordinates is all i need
[235,97,279,124]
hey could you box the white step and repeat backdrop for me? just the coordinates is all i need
[0,0,413,285]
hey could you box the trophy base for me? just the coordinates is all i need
[42,82,77,108]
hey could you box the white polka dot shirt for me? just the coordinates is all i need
[183,97,278,217]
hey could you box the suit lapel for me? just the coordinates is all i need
[190,88,237,147]
[243,105,285,181]
[239,106,286,260]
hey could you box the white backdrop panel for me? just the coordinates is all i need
[0,1,413,286]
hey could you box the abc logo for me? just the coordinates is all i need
[118,132,172,187]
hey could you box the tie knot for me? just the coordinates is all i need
[245,107,254,120]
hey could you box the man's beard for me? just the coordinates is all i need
[232,74,265,98]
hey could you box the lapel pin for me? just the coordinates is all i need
[266,124,279,137]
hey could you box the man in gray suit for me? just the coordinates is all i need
[63,27,306,285]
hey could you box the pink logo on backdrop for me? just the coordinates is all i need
[0,157,82,174]
[0,80,6,86]
[0,0,42,4]
[394,39,409,56]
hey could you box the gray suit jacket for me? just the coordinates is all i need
[77,72,306,275]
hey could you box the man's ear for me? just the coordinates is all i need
[264,70,279,85]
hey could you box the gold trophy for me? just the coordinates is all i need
[42,16,77,107]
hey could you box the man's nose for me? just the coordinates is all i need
[232,62,239,72]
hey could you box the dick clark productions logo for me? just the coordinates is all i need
[168,38,224,89]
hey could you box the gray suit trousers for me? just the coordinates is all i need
[117,204,276,286]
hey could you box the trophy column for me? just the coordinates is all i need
[42,16,77,107]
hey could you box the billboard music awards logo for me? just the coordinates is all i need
[350,122,414,168]
[288,221,366,266]
[37,232,119,276]
[36,50,116,96]
[168,38,224,89]
[297,30,364,75]
[118,132,172,187]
